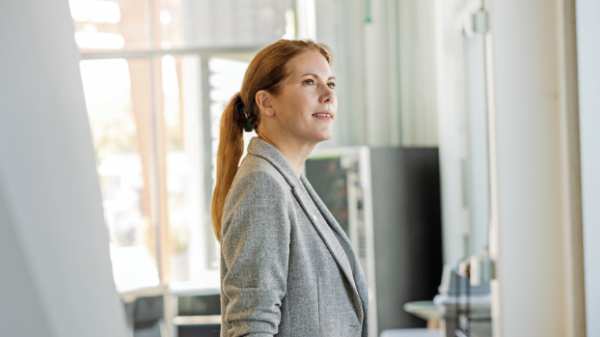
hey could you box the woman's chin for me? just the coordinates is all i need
[312,130,333,142]
[298,129,333,145]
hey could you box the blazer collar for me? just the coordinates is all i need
[247,137,300,188]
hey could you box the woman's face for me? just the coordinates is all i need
[261,51,337,145]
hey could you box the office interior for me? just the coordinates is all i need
[1,0,599,336]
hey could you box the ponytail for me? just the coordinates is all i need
[211,93,246,242]
[211,39,334,242]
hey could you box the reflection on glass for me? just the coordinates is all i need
[80,58,159,291]
[70,0,150,51]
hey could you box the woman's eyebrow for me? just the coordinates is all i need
[299,73,336,80]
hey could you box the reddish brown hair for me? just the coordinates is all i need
[211,39,333,242]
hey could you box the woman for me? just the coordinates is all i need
[212,40,369,337]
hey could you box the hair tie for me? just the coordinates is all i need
[243,107,254,132]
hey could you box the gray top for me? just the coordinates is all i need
[220,137,369,337]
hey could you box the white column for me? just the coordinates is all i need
[487,0,583,336]
[0,1,129,337]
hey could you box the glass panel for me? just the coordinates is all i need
[159,54,219,286]
[80,58,159,291]
[70,0,150,51]
[156,0,293,50]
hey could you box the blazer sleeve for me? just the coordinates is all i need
[220,171,292,337]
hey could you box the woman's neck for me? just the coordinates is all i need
[258,134,316,178]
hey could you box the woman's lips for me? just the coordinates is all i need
[312,112,333,120]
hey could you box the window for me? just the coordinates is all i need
[71,0,291,291]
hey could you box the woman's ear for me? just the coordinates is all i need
[255,90,276,117]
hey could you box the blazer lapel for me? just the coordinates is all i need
[299,176,366,312]
[300,175,358,261]
[290,185,364,321]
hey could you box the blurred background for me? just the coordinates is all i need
[1,0,598,337]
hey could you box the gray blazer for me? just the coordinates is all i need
[220,138,369,337]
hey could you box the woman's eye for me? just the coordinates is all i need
[328,83,336,89]
[303,79,315,85]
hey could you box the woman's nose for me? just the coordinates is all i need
[320,86,335,104]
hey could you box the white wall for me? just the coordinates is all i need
[576,0,600,335]
[0,185,53,336]
[0,1,129,336]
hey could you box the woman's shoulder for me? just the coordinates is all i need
[237,153,286,180]
[228,154,291,200]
